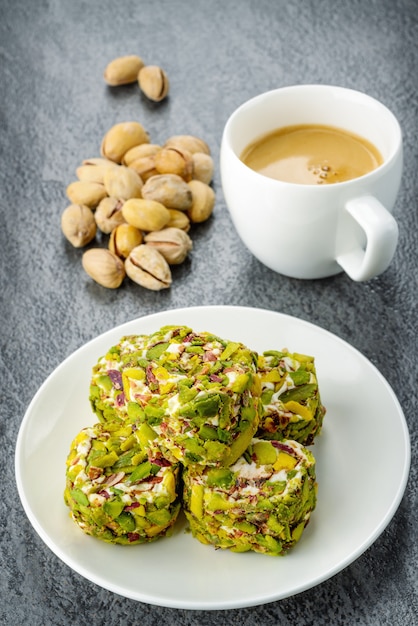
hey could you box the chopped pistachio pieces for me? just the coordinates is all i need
[182,438,317,556]
[256,350,326,445]
[64,421,181,544]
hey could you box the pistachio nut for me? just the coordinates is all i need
[166,209,191,232]
[122,198,170,232]
[104,55,145,86]
[192,152,214,184]
[109,223,143,260]
[61,204,97,248]
[101,121,150,164]
[128,155,159,182]
[187,180,215,223]
[144,227,192,264]
[122,143,161,167]
[154,146,193,181]
[103,165,143,200]
[66,180,107,208]
[125,245,172,290]
[138,65,169,102]
[164,135,210,155]
[82,248,125,289]
[141,174,192,210]
[76,161,117,185]
[95,197,126,234]
[82,157,119,168]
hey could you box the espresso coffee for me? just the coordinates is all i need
[241,124,383,185]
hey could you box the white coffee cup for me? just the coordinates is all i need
[220,85,402,281]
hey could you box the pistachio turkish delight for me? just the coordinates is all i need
[64,421,181,544]
[182,437,317,555]
[89,325,261,467]
[256,350,326,445]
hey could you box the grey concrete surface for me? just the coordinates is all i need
[1,0,417,624]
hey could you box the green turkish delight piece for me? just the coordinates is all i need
[182,437,317,556]
[64,421,181,545]
[89,326,261,467]
[256,349,326,445]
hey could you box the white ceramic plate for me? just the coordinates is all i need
[15,306,410,610]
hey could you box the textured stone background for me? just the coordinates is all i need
[1,0,417,624]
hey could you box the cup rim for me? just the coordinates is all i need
[221,84,402,189]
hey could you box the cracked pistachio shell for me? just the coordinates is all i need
[122,198,170,232]
[166,209,191,232]
[144,227,192,264]
[104,55,145,86]
[82,248,125,289]
[192,153,214,184]
[187,180,215,223]
[101,121,150,164]
[164,135,210,155]
[61,204,96,248]
[109,223,143,260]
[122,143,161,167]
[66,181,107,208]
[94,197,126,234]
[138,65,169,102]
[76,159,118,184]
[154,146,193,181]
[141,174,192,210]
[103,165,143,200]
[125,244,172,290]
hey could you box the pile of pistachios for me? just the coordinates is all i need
[60,53,215,290]
[61,124,215,290]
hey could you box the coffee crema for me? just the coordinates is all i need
[240,124,383,185]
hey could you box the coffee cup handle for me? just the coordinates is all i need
[336,195,399,281]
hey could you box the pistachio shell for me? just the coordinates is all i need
[164,135,211,155]
[101,121,150,164]
[144,227,192,264]
[154,147,193,181]
[187,180,215,223]
[122,144,161,166]
[104,55,145,86]
[66,181,107,208]
[128,155,159,182]
[166,209,191,232]
[103,165,143,200]
[61,204,96,248]
[192,153,214,184]
[76,161,118,184]
[109,224,143,260]
[82,248,125,288]
[95,197,126,234]
[125,245,172,290]
[141,174,192,210]
[82,157,118,168]
[122,198,170,232]
[138,65,169,102]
